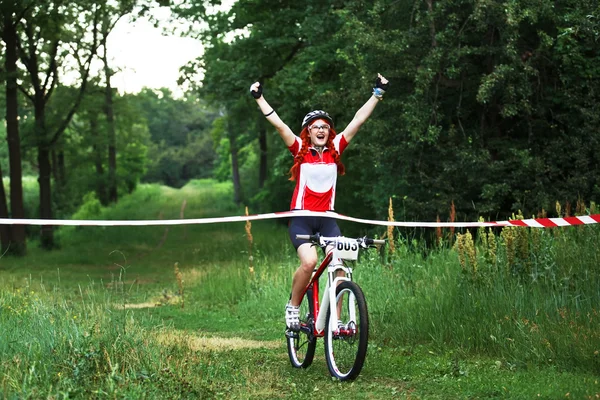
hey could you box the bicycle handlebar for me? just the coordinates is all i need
[296,233,386,247]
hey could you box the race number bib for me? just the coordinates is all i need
[335,237,359,260]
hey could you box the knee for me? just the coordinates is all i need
[300,256,318,274]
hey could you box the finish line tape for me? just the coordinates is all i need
[0,211,599,228]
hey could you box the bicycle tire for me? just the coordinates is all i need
[286,288,317,368]
[324,281,369,380]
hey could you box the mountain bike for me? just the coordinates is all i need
[285,233,385,381]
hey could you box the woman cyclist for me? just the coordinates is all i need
[249,74,389,330]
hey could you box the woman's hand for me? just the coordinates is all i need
[249,81,295,146]
[250,82,263,99]
[375,73,389,91]
[372,73,389,100]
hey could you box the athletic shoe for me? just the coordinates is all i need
[285,303,300,330]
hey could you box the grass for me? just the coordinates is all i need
[1,178,600,398]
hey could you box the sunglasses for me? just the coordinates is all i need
[310,124,330,131]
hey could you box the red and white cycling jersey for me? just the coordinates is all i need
[288,134,348,211]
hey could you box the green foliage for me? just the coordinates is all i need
[171,0,599,224]
[71,192,102,220]
[134,89,219,188]
[2,0,599,264]
[117,123,150,194]
[41,88,153,216]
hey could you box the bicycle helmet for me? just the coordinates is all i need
[301,110,334,129]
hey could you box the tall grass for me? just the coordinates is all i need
[0,276,228,398]
[1,179,599,398]
[236,212,600,373]
[355,221,600,373]
[0,180,292,397]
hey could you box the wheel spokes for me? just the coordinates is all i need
[330,288,361,374]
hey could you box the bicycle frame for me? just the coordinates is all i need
[301,242,356,337]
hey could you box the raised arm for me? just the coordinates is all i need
[250,82,296,147]
[341,73,389,143]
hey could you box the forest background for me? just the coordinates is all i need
[0,0,598,254]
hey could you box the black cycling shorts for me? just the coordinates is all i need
[288,216,341,250]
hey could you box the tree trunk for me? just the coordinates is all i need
[38,148,54,249]
[228,124,243,205]
[104,53,117,204]
[0,166,11,252]
[57,151,65,187]
[51,150,66,188]
[3,11,26,254]
[90,113,107,204]
[258,116,267,189]
[51,150,58,183]
[38,145,54,248]
[35,101,54,249]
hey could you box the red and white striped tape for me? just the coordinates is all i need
[0,210,598,228]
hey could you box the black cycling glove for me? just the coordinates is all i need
[375,76,389,91]
[250,82,263,99]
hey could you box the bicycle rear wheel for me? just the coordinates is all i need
[286,288,316,368]
[324,281,368,380]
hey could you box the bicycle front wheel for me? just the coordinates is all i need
[324,281,369,381]
[286,288,316,368]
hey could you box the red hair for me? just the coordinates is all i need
[288,127,345,181]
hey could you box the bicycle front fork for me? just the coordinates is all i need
[315,266,352,334]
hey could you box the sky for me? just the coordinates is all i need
[106,7,205,97]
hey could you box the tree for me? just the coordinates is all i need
[0,1,31,254]
[135,88,218,188]
[173,0,599,225]
[17,0,100,248]
[40,86,151,214]
[99,1,137,203]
